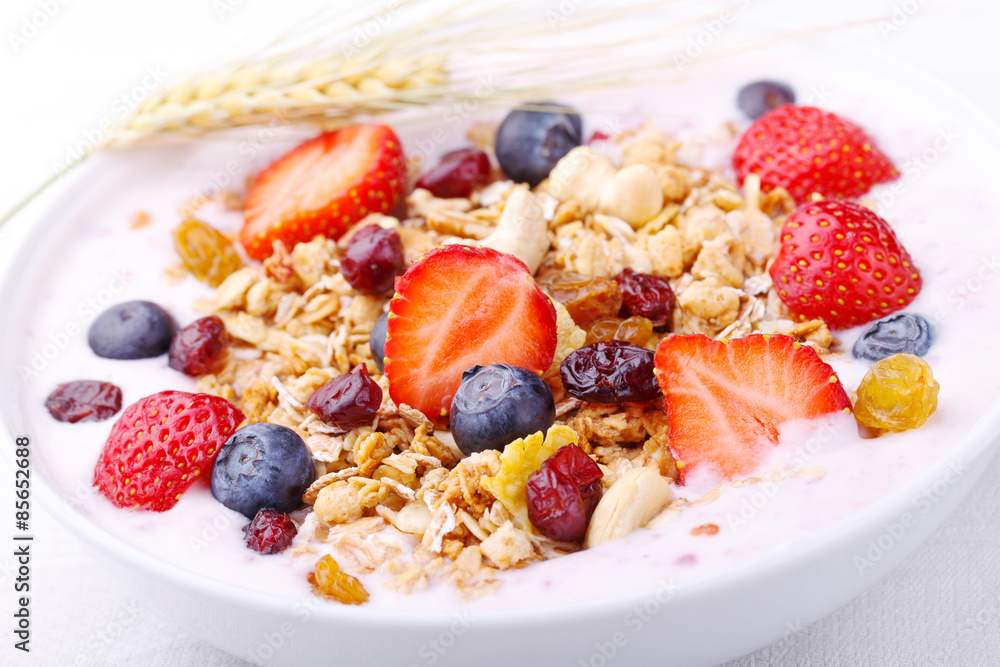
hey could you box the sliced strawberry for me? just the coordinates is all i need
[769,199,922,329]
[240,125,405,261]
[733,105,898,201]
[384,245,557,423]
[94,391,245,511]
[654,333,851,484]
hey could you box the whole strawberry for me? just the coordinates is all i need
[769,200,922,329]
[94,391,245,511]
[733,105,898,201]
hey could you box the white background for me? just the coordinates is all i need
[1,0,999,665]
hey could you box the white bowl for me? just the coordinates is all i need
[3,38,1000,667]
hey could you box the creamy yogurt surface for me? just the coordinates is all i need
[9,48,1000,612]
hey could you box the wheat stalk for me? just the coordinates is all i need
[2,0,902,226]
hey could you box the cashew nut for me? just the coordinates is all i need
[598,164,664,229]
[584,467,673,548]
[545,146,616,210]
[477,186,549,274]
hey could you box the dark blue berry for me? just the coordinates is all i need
[450,364,555,456]
[495,102,582,187]
[852,313,933,362]
[370,311,388,372]
[211,423,315,518]
[88,300,176,359]
[737,81,795,120]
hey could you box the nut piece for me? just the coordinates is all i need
[477,187,549,274]
[584,467,673,548]
[598,164,664,229]
[394,499,433,535]
[546,146,616,210]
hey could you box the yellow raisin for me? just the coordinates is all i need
[173,218,243,287]
[307,554,369,604]
[536,269,624,328]
[854,353,939,432]
[585,316,653,346]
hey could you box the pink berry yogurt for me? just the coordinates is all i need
[8,49,1000,612]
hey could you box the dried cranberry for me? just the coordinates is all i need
[168,315,229,376]
[243,508,298,554]
[526,444,603,541]
[45,380,122,423]
[416,147,491,199]
[560,340,660,403]
[543,444,603,515]
[306,365,382,430]
[614,268,676,329]
[340,226,406,295]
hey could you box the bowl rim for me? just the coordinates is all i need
[2,37,1000,628]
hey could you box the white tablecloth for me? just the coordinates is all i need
[1,1,999,664]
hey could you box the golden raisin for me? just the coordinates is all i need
[585,316,653,346]
[173,218,243,287]
[307,554,369,604]
[854,353,939,432]
[536,269,624,328]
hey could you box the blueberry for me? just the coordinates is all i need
[211,423,315,518]
[370,311,388,372]
[88,300,176,359]
[852,313,933,362]
[450,364,555,456]
[737,80,795,120]
[495,101,582,187]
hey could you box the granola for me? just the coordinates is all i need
[187,121,836,600]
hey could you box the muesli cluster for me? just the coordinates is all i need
[46,81,941,604]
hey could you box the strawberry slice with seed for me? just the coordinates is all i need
[384,245,557,424]
[733,105,898,201]
[654,333,851,484]
[240,125,405,261]
[94,391,245,511]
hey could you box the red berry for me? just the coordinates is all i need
[560,341,660,404]
[385,245,557,424]
[732,105,898,201]
[543,444,603,515]
[306,365,382,430]
[769,200,922,329]
[94,391,245,511]
[244,508,298,554]
[526,444,603,541]
[614,268,676,329]
[340,225,406,295]
[168,315,229,376]
[415,147,491,199]
[241,125,405,261]
[654,334,851,483]
[45,380,122,423]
